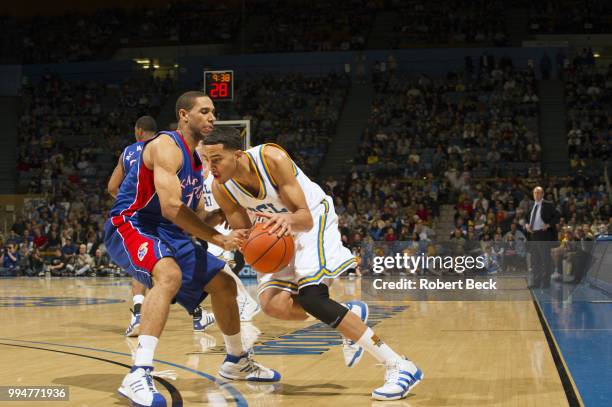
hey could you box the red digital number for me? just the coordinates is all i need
[209,81,229,99]
[219,82,228,97]
[210,82,219,98]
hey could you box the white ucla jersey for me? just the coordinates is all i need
[203,171,220,211]
[221,144,326,214]
[203,170,231,236]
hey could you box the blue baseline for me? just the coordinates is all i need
[534,285,612,407]
[0,337,248,407]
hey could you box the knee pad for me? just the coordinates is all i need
[298,284,348,328]
[231,250,245,274]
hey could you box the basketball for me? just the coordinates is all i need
[242,223,295,274]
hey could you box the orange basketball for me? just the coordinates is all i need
[242,223,295,274]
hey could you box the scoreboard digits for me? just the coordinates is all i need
[204,70,234,102]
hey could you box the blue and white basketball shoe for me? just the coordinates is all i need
[218,353,281,382]
[125,310,141,337]
[372,357,423,401]
[118,366,166,407]
[193,307,216,332]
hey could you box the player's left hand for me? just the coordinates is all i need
[206,209,228,227]
[220,229,250,251]
[256,212,292,237]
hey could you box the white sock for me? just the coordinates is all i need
[133,294,145,305]
[134,335,158,367]
[356,327,402,364]
[223,332,245,357]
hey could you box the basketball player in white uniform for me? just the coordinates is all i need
[202,127,423,401]
[199,144,260,321]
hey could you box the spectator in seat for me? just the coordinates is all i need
[74,244,94,276]
[61,237,77,263]
[29,247,45,276]
[47,248,67,276]
[47,229,61,250]
[92,249,112,276]
[32,227,48,250]
[0,244,21,276]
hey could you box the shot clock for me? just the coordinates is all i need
[204,70,234,102]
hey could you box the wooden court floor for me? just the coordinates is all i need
[0,277,572,406]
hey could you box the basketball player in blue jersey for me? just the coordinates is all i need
[202,127,422,402]
[105,92,280,407]
[108,116,215,337]
[108,115,157,196]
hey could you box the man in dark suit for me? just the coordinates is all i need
[526,186,560,288]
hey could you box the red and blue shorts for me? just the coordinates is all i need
[104,218,224,313]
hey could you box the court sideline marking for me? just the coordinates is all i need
[0,338,248,407]
[0,342,183,406]
[531,293,584,407]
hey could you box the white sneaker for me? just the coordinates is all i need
[372,357,423,401]
[218,353,281,382]
[193,310,216,332]
[238,294,261,322]
[342,300,369,367]
[125,310,141,337]
[118,366,167,407]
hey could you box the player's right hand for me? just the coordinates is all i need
[220,229,249,251]
[256,212,292,237]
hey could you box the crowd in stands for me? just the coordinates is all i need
[326,172,441,251]
[444,173,611,275]
[5,71,173,277]
[529,0,612,34]
[16,71,173,194]
[4,0,612,64]
[390,0,507,48]
[358,55,540,179]
[249,0,380,53]
[1,199,120,277]
[564,57,612,170]
[0,1,242,63]
[1,10,121,63]
[327,54,610,277]
[336,166,611,277]
[217,72,350,176]
[3,56,610,279]
[120,1,240,48]
[0,0,517,63]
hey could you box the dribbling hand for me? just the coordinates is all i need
[256,212,292,237]
[220,229,249,251]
